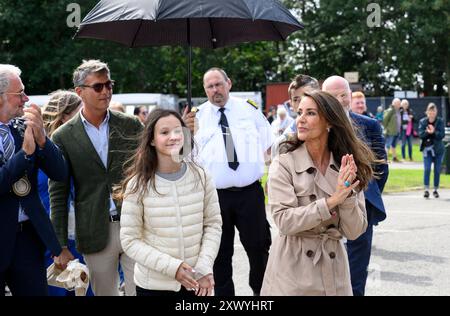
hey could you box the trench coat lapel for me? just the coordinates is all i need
[293,145,339,196]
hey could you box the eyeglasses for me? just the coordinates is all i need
[79,80,115,93]
[205,82,225,91]
[5,91,27,101]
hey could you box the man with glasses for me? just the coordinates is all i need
[0,64,67,295]
[49,59,143,296]
[133,105,148,124]
[190,67,273,296]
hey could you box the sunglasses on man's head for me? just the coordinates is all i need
[79,80,115,93]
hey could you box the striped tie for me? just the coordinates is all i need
[0,124,14,161]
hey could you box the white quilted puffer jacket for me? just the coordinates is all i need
[120,163,222,291]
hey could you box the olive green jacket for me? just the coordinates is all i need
[382,106,399,136]
[49,110,143,254]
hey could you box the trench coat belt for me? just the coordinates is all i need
[295,229,342,296]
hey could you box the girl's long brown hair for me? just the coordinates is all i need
[114,108,204,202]
[283,90,381,191]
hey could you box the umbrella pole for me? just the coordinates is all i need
[187,19,192,111]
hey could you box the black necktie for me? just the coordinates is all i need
[219,108,239,170]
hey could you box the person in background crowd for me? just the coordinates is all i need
[271,74,320,158]
[383,98,402,162]
[266,106,276,124]
[134,105,148,124]
[261,90,371,295]
[38,90,93,296]
[419,103,445,199]
[270,105,294,137]
[188,67,273,296]
[351,92,373,118]
[49,59,143,296]
[400,99,415,161]
[375,106,384,125]
[109,101,126,113]
[118,108,222,297]
[0,64,67,296]
[322,75,388,296]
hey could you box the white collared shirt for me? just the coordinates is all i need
[79,109,117,215]
[195,96,274,189]
[0,121,29,222]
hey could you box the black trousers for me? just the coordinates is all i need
[346,203,375,296]
[0,221,47,296]
[214,181,271,296]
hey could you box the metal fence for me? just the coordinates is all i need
[366,96,449,131]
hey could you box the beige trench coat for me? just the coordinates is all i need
[261,145,367,296]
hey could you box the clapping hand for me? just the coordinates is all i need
[23,104,46,148]
[426,124,435,134]
[326,154,360,210]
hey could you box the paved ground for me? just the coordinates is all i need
[387,160,423,170]
[233,189,450,296]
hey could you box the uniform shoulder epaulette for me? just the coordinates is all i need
[246,99,259,110]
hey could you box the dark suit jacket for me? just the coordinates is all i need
[350,112,389,225]
[418,117,445,156]
[49,111,143,254]
[0,121,66,270]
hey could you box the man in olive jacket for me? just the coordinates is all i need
[49,60,143,296]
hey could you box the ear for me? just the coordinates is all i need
[227,78,232,90]
[74,86,83,97]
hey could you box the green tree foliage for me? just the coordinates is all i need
[285,0,449,97]
[0,0,285,100]
[0,0,447,99]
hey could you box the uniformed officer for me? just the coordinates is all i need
[190,67,273,296]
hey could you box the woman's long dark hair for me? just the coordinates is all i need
[115,108,204,202]
[283,90,380,191]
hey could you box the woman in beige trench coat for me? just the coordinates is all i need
[261,91,378,296]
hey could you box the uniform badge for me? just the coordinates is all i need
[13,175,31,197]
[246,99,259,110]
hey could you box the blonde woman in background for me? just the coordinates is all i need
[37,90,90,296]
[42,90,82,136]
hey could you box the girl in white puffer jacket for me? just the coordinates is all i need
[116,108,222,297]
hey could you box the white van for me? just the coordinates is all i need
[27,93,178,114]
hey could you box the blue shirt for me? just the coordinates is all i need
[79,110,117,215]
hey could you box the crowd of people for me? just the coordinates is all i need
[0,60,446,297]
[269,87,447,199]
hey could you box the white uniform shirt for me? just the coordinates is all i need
[195,96,273,189]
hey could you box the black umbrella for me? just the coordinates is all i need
[75,0,303,108]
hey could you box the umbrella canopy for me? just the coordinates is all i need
[76,0,303,48]
[74,0,303,106]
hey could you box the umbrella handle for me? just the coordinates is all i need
[186,18,192,111]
